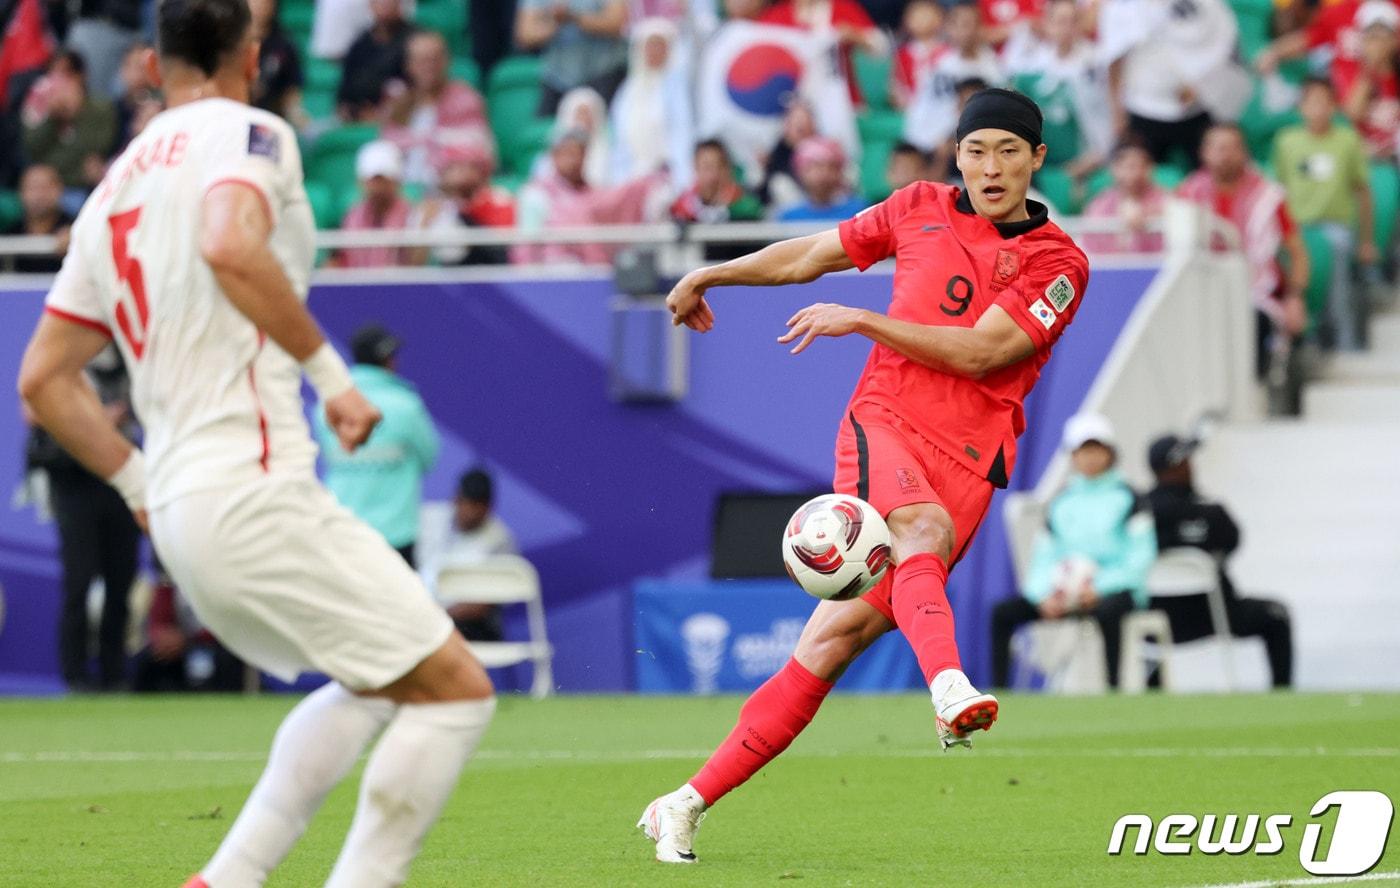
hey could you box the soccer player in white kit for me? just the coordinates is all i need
[16,2,496,885]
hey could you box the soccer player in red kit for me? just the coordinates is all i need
[638,89,1090,863]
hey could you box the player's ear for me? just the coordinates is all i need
[143,47,162,89]
[1031,143,1048,172]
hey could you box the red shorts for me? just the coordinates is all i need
[833,404,996,623]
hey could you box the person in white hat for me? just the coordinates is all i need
[1338,0,1400,157]
[989,412,1159,688]
[334,139,412,268]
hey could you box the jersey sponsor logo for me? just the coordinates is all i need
[1029,298,1056,330]
[1045,273,1076,312]
[994,249,1021,286]
[248,123,281,162]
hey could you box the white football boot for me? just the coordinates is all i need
[637,784,707,863]
[931,669,999,750]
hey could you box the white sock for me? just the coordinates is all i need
[325,696,497,888]
[202,683,394,888]
[930,668,969,704]
[674,783,707,812]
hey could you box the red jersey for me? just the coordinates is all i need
[1305,0,1398,60]
[837,182,1089,487]
[1333,58,1400,154]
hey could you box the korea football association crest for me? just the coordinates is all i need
[993,249,1021,287]
[1045,274,1076,313]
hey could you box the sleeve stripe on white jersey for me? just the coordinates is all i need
[204,176,274,225]
[45,305,113,338]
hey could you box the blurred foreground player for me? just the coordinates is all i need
[640,89,1090,862]
[16,2,496,885]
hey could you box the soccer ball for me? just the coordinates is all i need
[781,494,892,601]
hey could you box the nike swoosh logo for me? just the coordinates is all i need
[921,224,947,232]
[741,740,768,756]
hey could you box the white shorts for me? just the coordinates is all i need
[150,475,455,690]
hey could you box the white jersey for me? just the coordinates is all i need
[45,97,318,509]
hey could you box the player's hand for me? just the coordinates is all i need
[666,270,716,332]
[779,303,866,354]
[325,388,382,453]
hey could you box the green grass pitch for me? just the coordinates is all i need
[1,692,1397,887]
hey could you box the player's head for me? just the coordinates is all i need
[154,0,257,100]
[1063,413,1117,477]
[1299,75,1337,131]
[455,468,495,530]
[1200,122,1249,184]
[1148,434,1198,486]
[954,88,1048,222]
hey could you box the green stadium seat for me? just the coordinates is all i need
[1240,79,1302,161]
[489,55,544,93]
[1153,163,1188,191]
[305,123,381,187]
[1370,161,1398,255]
[305,58,340,93]
[1084,167,1114,204]
[1299,223,1334,330]
[857,109,903,144]
[859,140,894,203]
[1034,166,1078,214]
[303,180,343,229]
[852,51,893,111]
[492,172,527,194]
[302,88,337,121]
[415,2,467,55]
[1228,0,1274,61]
[279,1,314,39]
[0,189,21,230]
[489,82,548,176]
[450,56,482,89]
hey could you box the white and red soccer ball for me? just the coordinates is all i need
[781,494,892,601]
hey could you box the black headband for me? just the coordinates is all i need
[956,88,1044,148]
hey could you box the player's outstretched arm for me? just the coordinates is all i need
[200,182,380,451]
[18,314,147,525]
[666,229,855,332]
[781,302,1035,378]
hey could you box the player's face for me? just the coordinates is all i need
[956,129,1047,221]
[1071,442,1115,477]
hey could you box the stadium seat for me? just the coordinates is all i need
[859,139,894,203]
[302,88,336,121]
[857,109,903,144]
[450,56,482,89]
[852,51,893,110]
[1228,0,1274,61]
[1239,80,1302,160]
[1084,167,1113,204]
[1370,162,1398,255]
[303,180,343,230]
[1146,548,1238,691]
[1033,165,1078,214]
[434,555,555,698]
[305,57,340,94]
[279,0,314,44]
[488,55,544,93]
[414,1,467,55]
[0,190,20,230]
[1152,163,1188,191]
[305,124,380,191]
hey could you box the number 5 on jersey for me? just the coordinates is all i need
[109,207,150,359]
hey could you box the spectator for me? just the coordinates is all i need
[991,414,1157,689]
[722,0,766,19]
[336,0,412,122]
[886,140,932,192]
[609,18,695,188]
[315,324,441,567]
[776,136,867,221]
[1337,1,1400,159]
[1099,0,1237,167]
[64,0,142,101]
[1145,434,1293,688]
[514,0,629,114]
[113,42,160,151]
[670,139,762,223]
[1256,0,1380,79]
[757,100,816,209]
[132,565,245,693]
[1273,76,1377,350]
[1004,0,1110,179]
[759,0,889,107]
[335,140,414,268]
[548,86,613,187]
[626,0,722,77]
[25,346,140,691]
[0,0,56,187]
[890,0,943,113]
[1179,123,1310,400]
[515,128,670,264]
[1082,138,1168,253]
[404,145,517,266]
[382,30,495,189]
[2,164,72,273]
[311,0,373,60]
[421,468,518,642]
[980,0,1044,48]
[249,0,306,126]
[901,2,1004,152]
[20,50,117,212]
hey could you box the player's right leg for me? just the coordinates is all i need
[638,597,894,863]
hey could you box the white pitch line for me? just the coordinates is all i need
[2,747,1398,764]
[1172,870,1400,888]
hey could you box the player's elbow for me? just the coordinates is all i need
[17,355,54,413]
[200,232,251,276]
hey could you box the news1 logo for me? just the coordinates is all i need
[1107,791,1395,876]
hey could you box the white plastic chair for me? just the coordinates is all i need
[1119,609,1174,694]
[435,555,555,698]
[1144,547,1236,691]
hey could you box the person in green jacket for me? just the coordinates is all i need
[991,413,1158,688]
[315,324,440,566]
[21,51,118,212]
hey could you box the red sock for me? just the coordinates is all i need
[891,551,961,684]
[689,658,833,806]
